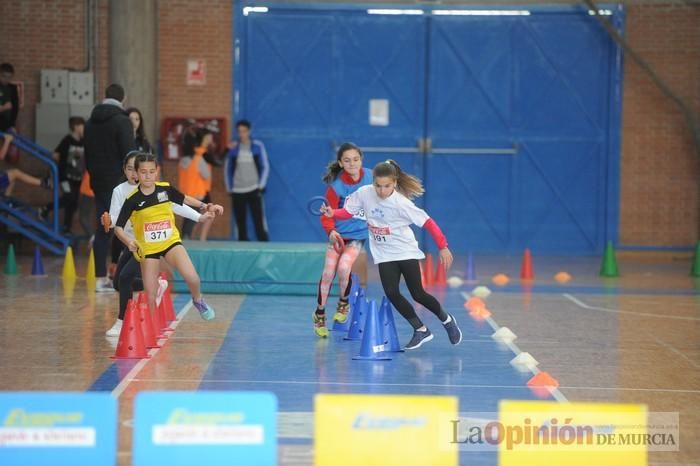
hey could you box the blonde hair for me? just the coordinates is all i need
[372,160,424,199]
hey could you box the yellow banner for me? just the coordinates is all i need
[499,400,647,466]
[315,394,458,466]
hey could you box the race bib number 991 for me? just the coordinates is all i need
[144,220,173,243]
[369,224,391,243]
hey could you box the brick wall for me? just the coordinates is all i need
[1,1,698,246]
[619,4,700,246]
[157,0,233,239]
[0,0,109,217]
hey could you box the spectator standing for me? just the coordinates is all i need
[84,83,135,291]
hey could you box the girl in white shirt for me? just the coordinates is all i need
[322,160,462,350]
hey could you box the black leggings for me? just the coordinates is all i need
[378,259,447,330]
[110,235,125,264]
[112,250,143,320]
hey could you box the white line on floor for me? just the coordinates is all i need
[651,335,700,369]
[461,292,569,402]
[111,302,192,399]
[127,378,700,394]
[563,293,700,321]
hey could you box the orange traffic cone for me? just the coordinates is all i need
[527,371,559,388]
[433,258,447,287]
[136,294,161,349]
[469,306,492,320]
[112,301,149,359]
[463,297,485,313]
[423,254,434,288]
[520,248,534,281]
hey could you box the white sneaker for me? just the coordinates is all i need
[105,319,123,337]
[95,277,115,293]
[156,278,169,306]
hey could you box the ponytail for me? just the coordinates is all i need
[322,142,363,184]
[373,159,424,199]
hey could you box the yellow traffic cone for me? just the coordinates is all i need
[86,248,96,284]
[62,246,76,280]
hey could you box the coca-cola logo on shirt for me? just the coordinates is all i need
[145,220,171,232]
[369,224,391,235]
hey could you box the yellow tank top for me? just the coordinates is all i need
[116,182,185,255]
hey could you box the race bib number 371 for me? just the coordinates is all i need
[144,220,173,242]
[369,224,391,243]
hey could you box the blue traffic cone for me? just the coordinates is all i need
[380,297,403,353]
[332,275,360,333]
[353,300,391,361]
[466,253,476,282]
[344,289,367,341]
[31,246,46,276]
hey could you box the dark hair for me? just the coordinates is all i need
[0,63,14,74]
[126,107,150,150]
[195,127,212,146]
[68,116,85,130]
[123,150,141,169]
[134,151,158,170]
[105,83,125,101]
[373,159,424,199]
[322,142,363,184]
[235,119,251,129]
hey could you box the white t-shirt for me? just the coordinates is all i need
[110,181,202,239]
[344,185,429,264]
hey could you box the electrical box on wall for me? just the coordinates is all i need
[40,69,69,103]
[68,72,94,105]
[35,103,70,149]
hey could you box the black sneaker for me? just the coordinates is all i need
[443,313,462,345]
[405,328,433,350]
[41,175,53,190]
[37,206,49,221]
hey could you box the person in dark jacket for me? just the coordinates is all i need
[0,63,19,132]
[84,83,136,291]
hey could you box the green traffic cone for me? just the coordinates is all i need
[4,244,17,275]
[600,241,619,277]
[691,241,700,277]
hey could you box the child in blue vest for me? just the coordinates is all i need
[313,143,372,337]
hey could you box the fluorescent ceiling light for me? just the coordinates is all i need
[367,9,425,15]
[588,9,613,15]
[243,6,269,16]
[433,10,531,16]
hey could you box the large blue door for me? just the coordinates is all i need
[235,4,622,254]
[237,7,425,242]
[426,10,622,254]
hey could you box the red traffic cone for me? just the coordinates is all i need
[112,301,149,359]
[156,299,174,333]
[520,248,534,281]
[163,285,177,322]
[136,294,161,349]
[433,258,447,287]
[423,254,434,288]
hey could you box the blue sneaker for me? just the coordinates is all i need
[442,313,462,345]
[405,328,433,350]
[193,296,215,320]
